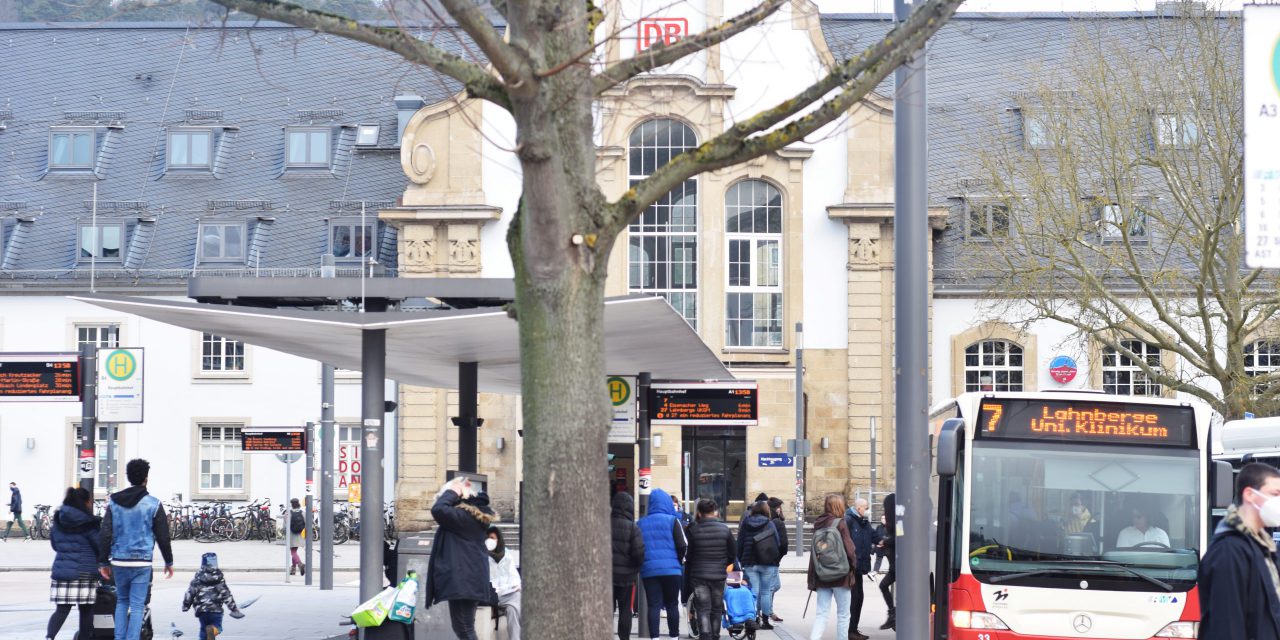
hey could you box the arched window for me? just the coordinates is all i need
[1101,339,1162,396]
[628,119,699,328]
[964,340,1024,392]
[725,180,783,347]
[1245,340,1280,394]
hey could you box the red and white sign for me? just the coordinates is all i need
[338,443,361,490]
[637,18,688,51]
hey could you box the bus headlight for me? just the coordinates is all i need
[1154,621,1198,638]
[951,611,1010,630]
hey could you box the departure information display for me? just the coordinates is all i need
[241,428,306,452]
[975,398,1195,447]
[650,382,758,426]
[0,354,80,401]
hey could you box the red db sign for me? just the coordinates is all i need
[637,18,688,50]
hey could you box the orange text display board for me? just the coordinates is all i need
[649,382,758,426]
[0,354,80,401]
[976,398,1195,447]
[241,428,306,452]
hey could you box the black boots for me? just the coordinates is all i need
[880,609,896,630]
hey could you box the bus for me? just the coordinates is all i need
[929,391,1231,640]
[1216,416,1280,533]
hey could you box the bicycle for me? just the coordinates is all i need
[31,504,52,540]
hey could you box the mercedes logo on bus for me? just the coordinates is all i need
[1073,614,1093,633]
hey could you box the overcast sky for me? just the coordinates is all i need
[821,0,1243,12]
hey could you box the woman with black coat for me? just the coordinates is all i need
[46,487,101,640]
[611,492,645,640]
[423,477,499,640]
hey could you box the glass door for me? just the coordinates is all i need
[683,426,747,519]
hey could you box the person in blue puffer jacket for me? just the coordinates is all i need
[46,486,101,640]
[638,488,687,639]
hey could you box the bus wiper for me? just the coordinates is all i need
[993,563,1172,591]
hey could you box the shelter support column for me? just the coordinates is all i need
[359,320,387,605]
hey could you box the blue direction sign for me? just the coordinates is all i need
[758,453,794,467]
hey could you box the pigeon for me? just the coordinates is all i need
[169,621,184,637]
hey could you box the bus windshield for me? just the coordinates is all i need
[967,441,1199,590]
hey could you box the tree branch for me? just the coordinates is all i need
[609,0,963,228]
[207,0,512,109]
[591,0,788,94]
[435,0,534,94]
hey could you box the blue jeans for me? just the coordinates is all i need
[112,565,151,640]
[743,565,780,617]
[197,611,223,640]
[809,586,850,640]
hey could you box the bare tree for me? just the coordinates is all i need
[206,0,962,635]
[963,9,1277,420]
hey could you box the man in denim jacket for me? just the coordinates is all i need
[98,459,174,640]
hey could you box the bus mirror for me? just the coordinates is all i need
[936,418,965,477]
[1211,460,1234,509]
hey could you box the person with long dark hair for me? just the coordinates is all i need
[46,487,100,639]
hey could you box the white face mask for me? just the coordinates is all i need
[485,538,498,551]
[1250,489,1280,528]
[1071,505,1083,516]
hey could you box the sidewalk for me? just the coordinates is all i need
[0,538,361,572]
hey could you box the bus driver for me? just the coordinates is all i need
[1115,507,1170,548]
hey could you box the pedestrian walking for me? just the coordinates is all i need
[685,499,738,640]
[46,487,100,640]
[181,553,245,640]
[98,459,174,640]
[4,481,30,540]
[871,516,887,574]
[766,497,788,624]
[738,500,783,629]
[638,488,687,640]
[808,494,858,640]
[611,492,645,640]
[422,477,498,640]
[843,498,882,640]
[485,527,522,640]
[287,499,306,576]
[671,494,689,527]
[1199,462,1280,640]
[878,493,896,631]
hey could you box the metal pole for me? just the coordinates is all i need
[794,323,805,556]
[870,416,878,499]
[305,422,314,586]
[285,457,292,584]
[105,424,116,493]
[456,362,479,473]
[78,344,98,495]
[320,364,336,591]
[359,315,387,603]
[636,371,652,639]
[894,0,930,635]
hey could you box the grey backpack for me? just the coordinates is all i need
[812,521,850,582]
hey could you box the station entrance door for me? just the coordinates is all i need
[682,426,747,519]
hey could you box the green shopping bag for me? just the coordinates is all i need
[388,571,420,624]
[351,585,397,628]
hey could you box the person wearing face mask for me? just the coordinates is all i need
[1199,462,1280,640]
[1064,493,1095,535]
[484,527,521,640]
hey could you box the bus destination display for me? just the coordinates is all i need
[0,354,80,401]
[976,398,1195,446]
[650,382,758,426]
[241,428,306,453]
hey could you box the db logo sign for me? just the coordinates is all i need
[637,18,688,51]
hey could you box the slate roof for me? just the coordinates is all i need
[820,12,1238,292]
[0,21,475,292]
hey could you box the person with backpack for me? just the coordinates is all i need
[46,487,100,640]
[638,488,687,639]
[612,492,645,640]
[738,501,782,630]
[287,499,306,576]
[808,494,858,640]
[766,497,788,624]
[879,494,896,631]
[843,498,882,640]
[684,499,738,640]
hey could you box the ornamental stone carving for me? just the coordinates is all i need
[400,225,438,274]
[849,235,880,267]
[447,224,481,272]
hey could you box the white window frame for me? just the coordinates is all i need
[1101,339,1163,397]
[192,332,250,381]
[1245,339,1280,395]
[627,119,700,329]
[69,421,121,497]
[724,180,783,349]
[329,219,376,262]
[167,129,213,169]
[49,127,96,169]
[355,124,380,146]
[1097,202,1150,243]
[1154,112,1199,149]
[78,222,125,263]
[73,322,121,350]
[196,221,247,264]
[966,200,1010,241]
[285,126,332,168]
[963,339,1025,392]
[1022,111,1061,150]
[192,421,249,500]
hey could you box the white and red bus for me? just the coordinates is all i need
[929,391,1231,640]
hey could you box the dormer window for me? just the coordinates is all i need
[79,222,124,262]
[355,124,380,147]
[286,127,331,168]
[50,128,95,169]
[168,129,212,169]
[330,219,376,262]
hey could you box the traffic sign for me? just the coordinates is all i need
[758,453,794,467]
[97,348,144,423]
[607,375,637,444]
